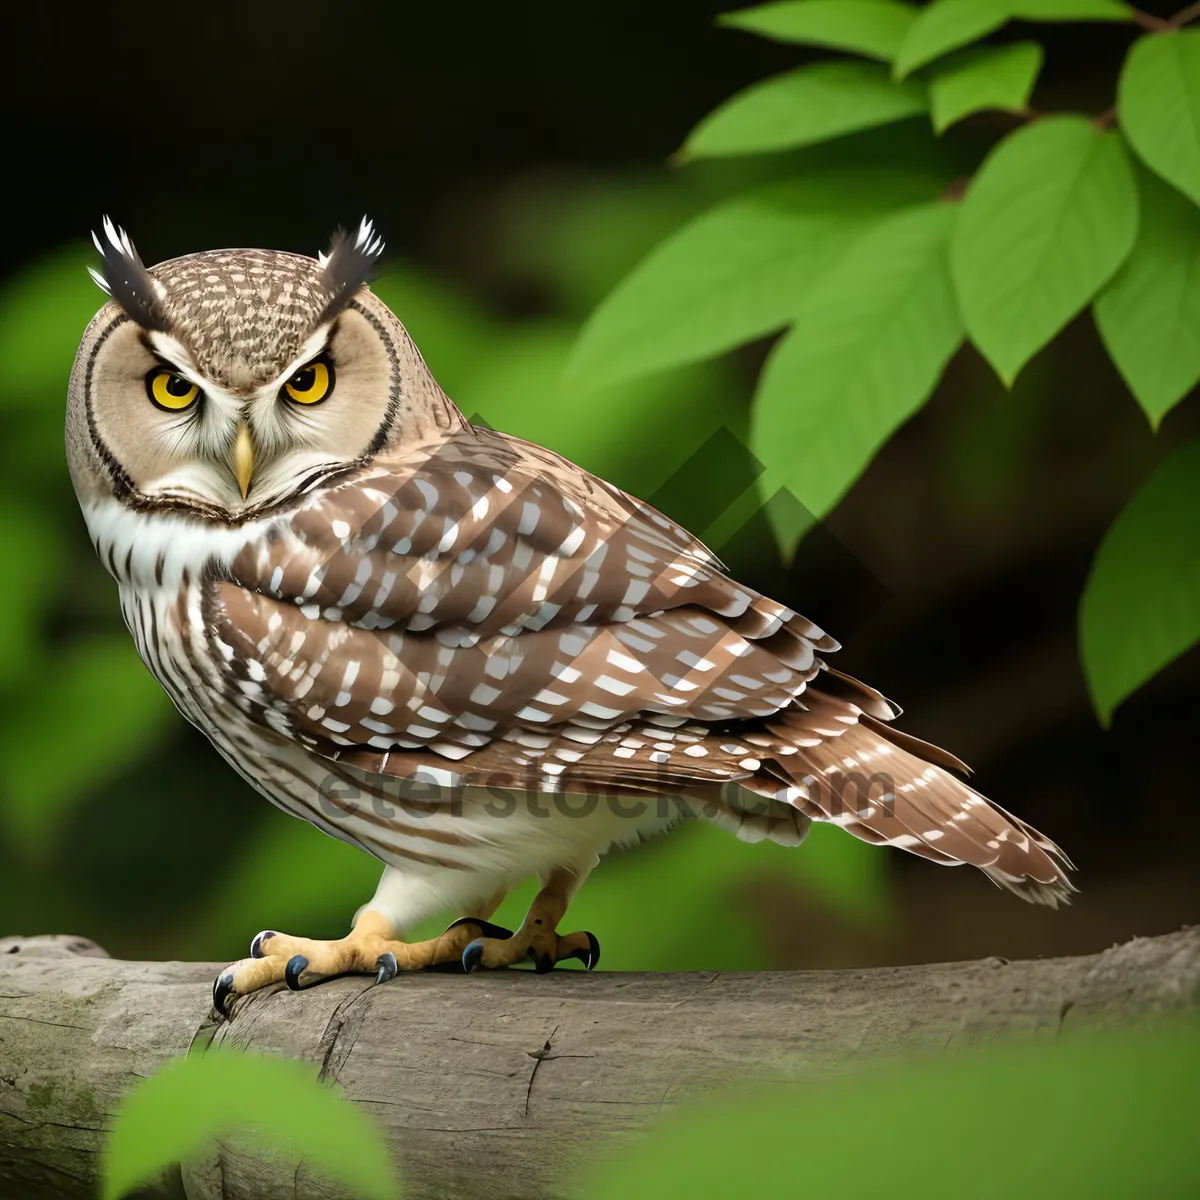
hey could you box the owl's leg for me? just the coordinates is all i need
[460,865,601,973]
[212,872,512,1013]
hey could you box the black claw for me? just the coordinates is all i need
[375,951,398,985]
[445,917,514,940]
[557,932,601,971]
[284,954,309,991]
[249,930,276,959]
[213,972,235,1016]
[581,932,601,971]
[462,939,485,973]
[532,951,556,975]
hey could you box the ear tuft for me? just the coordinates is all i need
[317,216,385,324]
[89,217,169,330]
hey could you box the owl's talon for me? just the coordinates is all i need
[213,972,235,1016]
[462,939,486,973]
[249,930,276,959]
[561,931,601,971]
[284,954,310,991]
[532,951,555,975]
[375,951,398,985]
[444,916,514,941]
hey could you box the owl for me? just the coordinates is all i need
[67,218,1073,1011]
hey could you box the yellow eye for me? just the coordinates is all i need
[146,368,200,411]
[283,358,333,405]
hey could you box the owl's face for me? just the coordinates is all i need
[67,220,454,520]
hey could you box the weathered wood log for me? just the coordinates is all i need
[1,929,1198,1199]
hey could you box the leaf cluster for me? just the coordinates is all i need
[569,0,1200,724]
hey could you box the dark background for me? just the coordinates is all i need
[1,0,1196,972]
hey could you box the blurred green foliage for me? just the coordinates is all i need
[580,1019,1200,1198]
[102,1049,398,1200]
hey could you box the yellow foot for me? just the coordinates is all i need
[211,913,512,1015]
[462,925,600,974]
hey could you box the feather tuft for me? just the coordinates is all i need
[316,216,385,325]
[88,216,168,330]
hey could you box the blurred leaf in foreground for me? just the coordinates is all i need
[1080,439,1200,726]
[102,1050,398,1200]
[580,1020,1200,1198]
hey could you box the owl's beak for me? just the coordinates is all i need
[233,424,255,501]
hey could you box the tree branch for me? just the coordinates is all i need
[2,930,1199,1199]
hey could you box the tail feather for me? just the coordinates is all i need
[749,678,1076,907]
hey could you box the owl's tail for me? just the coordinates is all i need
[741,671,1076,907]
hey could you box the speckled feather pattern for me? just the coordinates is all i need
[151,250,333,389]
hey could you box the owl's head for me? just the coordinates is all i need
[66,218,458,519]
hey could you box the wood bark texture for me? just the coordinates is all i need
[1,929,1198,1200]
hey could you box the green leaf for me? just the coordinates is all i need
[720,0,918,62]
[1079,440,1200,726]
[0,637,176,852]
[894,0,1130,79]
[102,1050,398,1200]
[929,42,1043,133]
[680,62,927,160]
[1095,170,1200,428]
[579,1023,1200,1198]
[1009,0,1130,17]
[750,202,963,524]
[952,117,1138,386]
[567,174,942,389]
[893,0,1009,80]
[1118,30,1200,208]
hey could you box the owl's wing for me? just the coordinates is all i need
[216,426,840,756]
[230,428,830,645]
